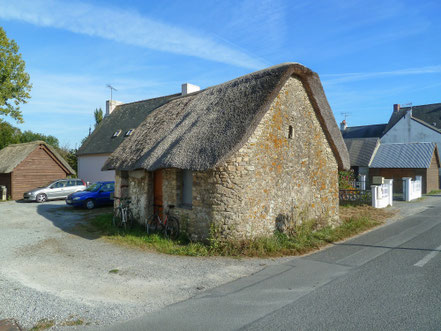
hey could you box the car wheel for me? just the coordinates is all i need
[36,193,47,203]
[85,199,95,210]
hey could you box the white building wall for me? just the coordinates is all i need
[78,154,115,183]
[381,112,441,151]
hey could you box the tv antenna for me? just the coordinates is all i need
[106,84,117,102]
[340,112,351,121]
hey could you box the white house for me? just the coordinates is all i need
[381,103,441,153]
[77,86,199,183]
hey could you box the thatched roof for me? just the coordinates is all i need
[0,141,75,174]
[103,63,350,172]
[77,93,181,156]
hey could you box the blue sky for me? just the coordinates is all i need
[0,0,440,148]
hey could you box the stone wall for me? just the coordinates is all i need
[114,169,153,224]
[162,169,215,241]
[210,75,339,239]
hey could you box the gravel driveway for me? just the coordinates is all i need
[0,200,279,330]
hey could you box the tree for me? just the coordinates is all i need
[0,120,20,149]
[94,107,103,128]
[19,130,59,147]
[0,120,60,150]
[57,145,78,173]
[0,27,32,123]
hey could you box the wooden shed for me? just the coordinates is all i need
[369,142,440,194]
[0,141,75,200]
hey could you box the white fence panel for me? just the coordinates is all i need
[372,179,393,208]
[403,176,422,201]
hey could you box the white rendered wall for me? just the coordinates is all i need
[381,113,441,151]
[78,154,115,183]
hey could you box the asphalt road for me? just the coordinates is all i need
[105,201,441,331]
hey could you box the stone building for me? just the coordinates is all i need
[103,63,350,241]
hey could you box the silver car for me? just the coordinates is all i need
[23,179,87,203]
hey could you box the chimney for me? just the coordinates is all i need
[393,104,400,112]
[181,83,200,96]
[340,120,347,131]
[106,100,123,116]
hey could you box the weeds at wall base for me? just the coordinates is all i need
[88,205,394,258]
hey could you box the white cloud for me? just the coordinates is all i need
[322,65,441,85]
[0,0,267,69]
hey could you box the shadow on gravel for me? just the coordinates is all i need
[36,202,112,240]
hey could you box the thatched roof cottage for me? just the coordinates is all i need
[103,63,350,241]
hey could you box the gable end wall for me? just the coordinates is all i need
[11,146,68,200]
[210,76,339,239]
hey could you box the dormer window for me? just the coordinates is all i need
[125,129,134,137]
[112,130,122,138]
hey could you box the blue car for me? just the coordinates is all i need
[66,181,115,209]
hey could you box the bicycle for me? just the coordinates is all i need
[146,204,180,240]
[112,197,134,230]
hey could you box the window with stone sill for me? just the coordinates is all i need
[180,169,193,209]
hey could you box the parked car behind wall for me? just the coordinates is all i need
[66,181,115,209]
[23,179,87,203]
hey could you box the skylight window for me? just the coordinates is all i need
[125,129,134,137]
[112,130,122,138]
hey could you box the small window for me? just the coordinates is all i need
[67,180,76,187]
[112,130,122,138]
[76,180,84,186]
[125,129,134,137]
[181,170,193,207]
[288,125,293,139]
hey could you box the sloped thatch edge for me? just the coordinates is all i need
[103,63,349,172]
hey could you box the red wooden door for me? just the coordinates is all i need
[153,170,163,217]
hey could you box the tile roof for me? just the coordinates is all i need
[383,102,441,135]
[344,138,379,167]
[77,93,181,156]
[342,124,387,139]
[370,142,438,169]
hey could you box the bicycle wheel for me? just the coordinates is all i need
[112,207,122,227]
[125,209,134,230]
[146,214,158,234]
[165,216,180,240]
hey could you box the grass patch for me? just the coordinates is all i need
[60,319,85,326]
[88,206,394,258]
[109,269,119,274]
[427,189,441,195]
[31,319,55,331]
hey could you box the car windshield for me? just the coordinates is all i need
[85,183,101,192]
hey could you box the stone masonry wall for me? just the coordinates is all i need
[210,75,339,239]
[162,169,215,241]
[114,170,153,225]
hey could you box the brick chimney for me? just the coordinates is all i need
[181,83,200,96]
[393,104,400,112]
[340,120,347,131]
[106,100,123,116]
